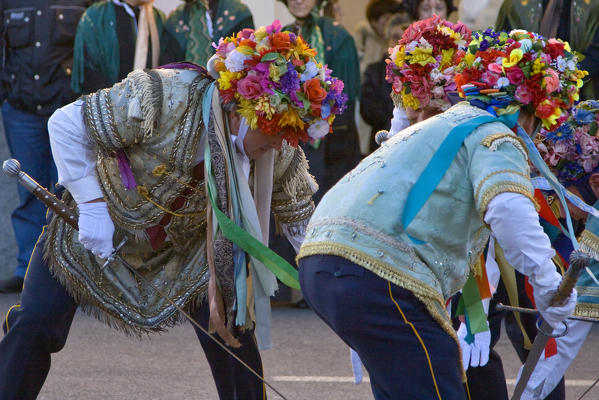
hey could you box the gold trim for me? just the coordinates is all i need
[574,303,599,320]
[4,304,20,332]
[478,181,538,215]
[298,241,464,381]
[474,169,531,204]
[481,133,529,160]
[580,229,599,258]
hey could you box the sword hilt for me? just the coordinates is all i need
[3,158,79,230]
[551,250,591,306]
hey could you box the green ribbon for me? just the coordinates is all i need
[202,83,300,289]
[461,274,488,334]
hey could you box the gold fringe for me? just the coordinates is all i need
[481,133,529,160]
[137,185,206,218]
[478,181,538,216]
[574,303,599,320]
[580,230,599,261]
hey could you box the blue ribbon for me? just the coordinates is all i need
[402,111,519,243]
[516,127,579,250]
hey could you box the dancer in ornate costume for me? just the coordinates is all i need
[503,100,599,400]
[0,22,347,400]
[297,22,584,399]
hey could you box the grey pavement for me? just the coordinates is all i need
[2,292,599,399]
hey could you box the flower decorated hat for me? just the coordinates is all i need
[385,15,472,111]
[454,29,588,131]
[209,20,347,146]
[536,100,599,183]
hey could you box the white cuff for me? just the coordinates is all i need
[63,175,104,204]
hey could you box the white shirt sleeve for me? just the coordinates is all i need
[280,224,305,254]
[484,192,558,289]
[48,99,104,204]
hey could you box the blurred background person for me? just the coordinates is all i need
[360,11,412,154]
[323,0,344,19]
[71,0,167,95]
[404,0,455,20]
[495,0,599,99]
[353,0,402,154]
[162,0,254,67]
[458,0,504,31]
[0,0,94,293]
[279,0,361,200]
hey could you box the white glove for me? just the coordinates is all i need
[457,322,491,370]
[77,202,115,259]
[531,270,577,329]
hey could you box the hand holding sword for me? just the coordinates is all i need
[510,250,591,400]
[2,158,290,400]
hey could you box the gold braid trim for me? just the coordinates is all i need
[579,229,599,261]
[478,181,539,216]
[481,133,529,160]
[474,170,531,204]
[298,241,466,381]
[574,303,599,320]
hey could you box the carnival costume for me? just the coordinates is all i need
[297,22,582,400]
[163,0,254,68]
[0,23,347,400]
[504,100,599,400]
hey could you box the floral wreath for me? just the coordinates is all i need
[385,15,472,111]
[454,29,588,131]
[209,20,347,147]
[536,100,599,183]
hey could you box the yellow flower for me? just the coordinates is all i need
[256,95,276,119]
[279,107,305,130]
[236,45,254,56]
[288,37,316,60]
[394,46,407,68]
[577,78,584,88]
[464,52,476,67]
[440,48,455,69]
[254,26,267,41]
[237,99,258,128]
[269,63,283,82]
[402,90,420,110]
[532,58,545,75]
[502,48,523,68]
[217,71,241,90]
[564,41,572,52]
[407,47,435,66]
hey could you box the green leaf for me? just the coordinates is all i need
[261,52,282,62]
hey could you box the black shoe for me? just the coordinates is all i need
[0,276,24,293]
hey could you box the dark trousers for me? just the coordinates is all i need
[2,102,57,278]
[299,255,466,400]
[0,230,265,400]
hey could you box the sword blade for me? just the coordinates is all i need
[511,320,552,400]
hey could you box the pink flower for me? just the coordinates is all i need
[237,73,264,99]
[239,28,254,40]
[488,63,503,74]
[506,67,524,85]
[515,85,534,105]
[544,68,560,94]
[482,71,500,87]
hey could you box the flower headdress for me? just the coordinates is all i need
[210,20,347,146]
[385,15,472,111]
[536,100,599,183]
[454,29,588,131]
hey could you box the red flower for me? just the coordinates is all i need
[303,78,327,103]
[545,40,565,59]
[271,32,293,51]
[257,114,282,136]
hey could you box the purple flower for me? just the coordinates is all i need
[280,63,300,95]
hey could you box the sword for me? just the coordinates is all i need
[2,158,290,400]
[511,250,592,400]
[496,303,599,324]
